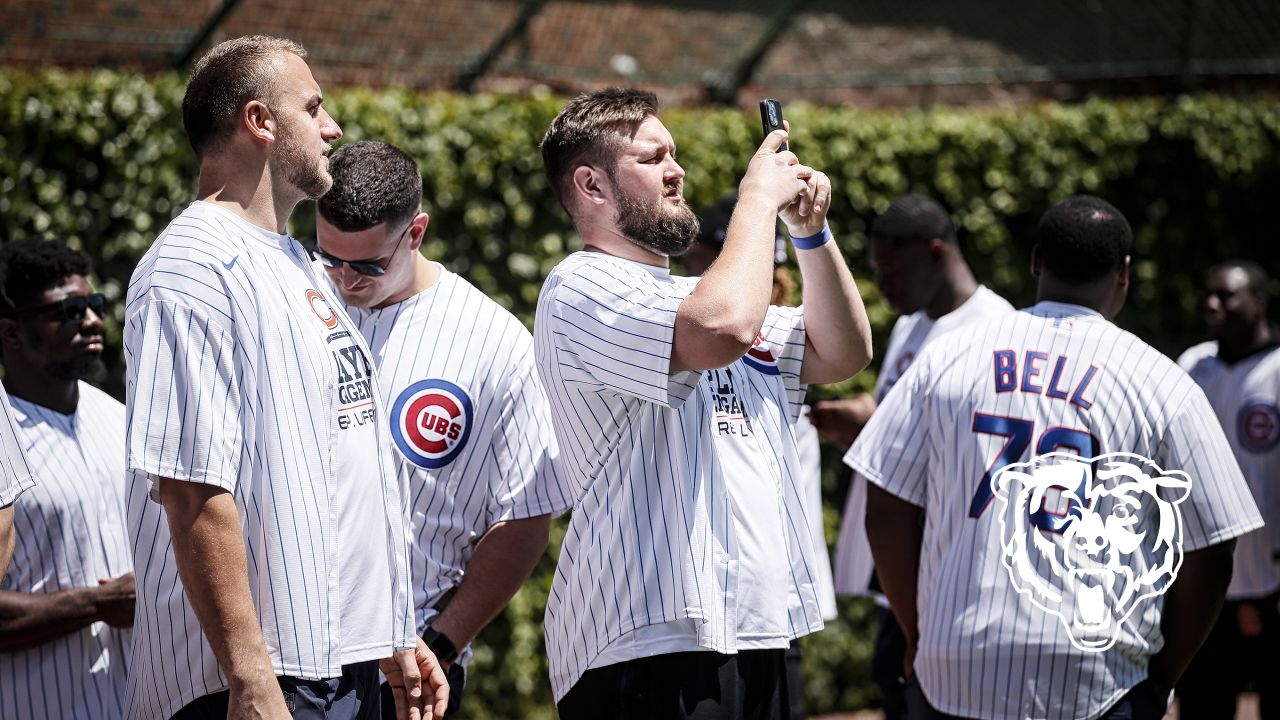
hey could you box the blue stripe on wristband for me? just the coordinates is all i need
[791,224,831,250]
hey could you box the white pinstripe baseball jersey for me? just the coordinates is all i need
[846,301,1263,720]
[1178,340,1280,599]
[795,407,837,621]
[535,251,825,701]
[123,201,414,720]
[834,286,1013,596]
[340,267,567,661]
[0,386,37,507]
[1,383,130,719]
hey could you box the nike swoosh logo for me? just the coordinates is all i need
[223,256,238,270]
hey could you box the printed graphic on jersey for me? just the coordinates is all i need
[306,289,339,329]
[707,368,753,438]
[991,452,1190,652]
[390,379,474,468]
[742,332,781,376]
[1237,400,1280,453]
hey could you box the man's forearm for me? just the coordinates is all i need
[429,515,551,650]
[159,478,277,688]
[1147,541,1235,694]
[796,238,873,384]
[865,485,924,652]
[0,587,107,651]
[0,505,14,577]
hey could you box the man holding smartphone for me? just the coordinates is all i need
[535,88,873,719]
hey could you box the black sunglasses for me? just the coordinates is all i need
[316,221,412,277]
[15,293,107,323]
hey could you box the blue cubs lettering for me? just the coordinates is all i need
[390,379,474,469]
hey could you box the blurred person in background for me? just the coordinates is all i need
[686,193,840,720]
[0,238,132,719]
[0,397,36,578]
[536,87,873,719]
[1176,260,1280,720]
[315,139,566,720]
[810,193,1012,719]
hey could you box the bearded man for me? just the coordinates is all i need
[533,88,874,720]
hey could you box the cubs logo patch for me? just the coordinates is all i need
[742,332,781,376]
[390,379,473,469]
[306,289,339,329]
[1238,400,1280,452]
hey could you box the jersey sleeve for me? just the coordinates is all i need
[126,298,244,499]
[487,341,574,523]
[0,392,36,506]
[843,352,933,508]
[544,260,700,408]
[1160,385,1265,551]
[761,304,807,422]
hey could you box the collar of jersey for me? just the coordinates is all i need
[1027,300,1103,319]
[194,200,297,252]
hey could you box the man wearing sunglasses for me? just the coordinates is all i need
[0,238,134,718]
[315,140,567,720]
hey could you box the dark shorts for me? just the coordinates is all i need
[380,661,465,719]
[903,676,1168,720]
[170,660,381,719]
[557,649,790,720]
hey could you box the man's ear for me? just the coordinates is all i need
[242,100,276,144]
[408,211,431,251]
[1117,255,1131,290]
[0,318,22,353]
[571,166,611,207]
[1030,245,1043,278]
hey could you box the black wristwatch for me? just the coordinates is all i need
[423,626,459,664]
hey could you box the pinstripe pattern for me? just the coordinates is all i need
[1178,340,1280,599]
[340,268,568,659]
[1,383,130,719]
[535,252,825,701]
[122,202,414,720]
[0,388,37,507]
[833,286,1013,597]
[846,302,1264,720]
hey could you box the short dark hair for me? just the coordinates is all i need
[540,88,659,214]
[182,35,307,159]
[1036,195,1132,284]
[317,141,423,232]
[1212,259,1271,302]
[870,193,956,245]
[0,239,92,317]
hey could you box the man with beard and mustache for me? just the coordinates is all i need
[123,36,446,720]
[535,88,873,719]
[0,239,132,718]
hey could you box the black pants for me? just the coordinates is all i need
[1178,592,1280,720]
[557,650,790,720]
[871,606,909,720]
[380,662,465,719]
[783,639,806,720]
[904,677,1168,720]
[171,661,381,719]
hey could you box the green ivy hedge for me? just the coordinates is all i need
[3,70,1279,716]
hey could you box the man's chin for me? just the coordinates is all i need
[49,356,106,382]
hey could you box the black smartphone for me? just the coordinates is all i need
[759,99,786,152]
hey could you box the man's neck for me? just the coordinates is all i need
[924,263,980,319]
[3,371,78,416]
[374,254,442,309]
[577,219,668,268]
[1218,322,1275,364]
[197,158,299,235]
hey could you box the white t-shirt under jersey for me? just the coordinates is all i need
[834,285,1013,596]
[847,302,1262,720]
[123,202,413,720]
[1178,340,1280,599]
[1,383,130,720]
[340,267,567,664]
[535,252,825,701]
